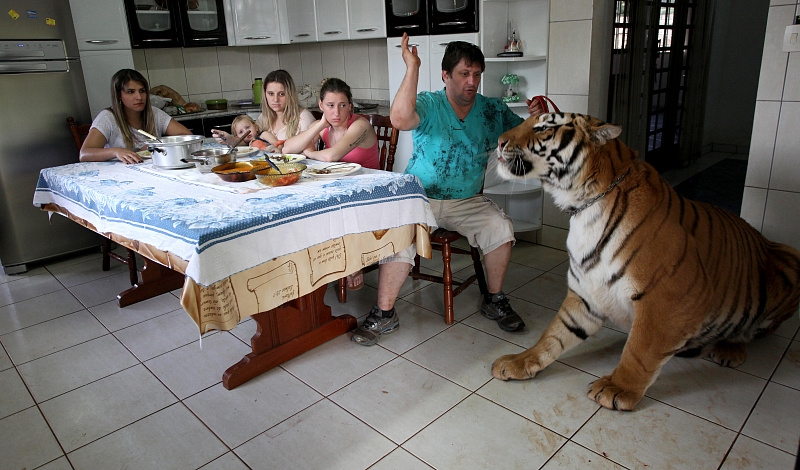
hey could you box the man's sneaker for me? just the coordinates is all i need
[351,305,400,346]
[481,292,525,332]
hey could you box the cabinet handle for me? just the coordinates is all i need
[323,31,343,35]
[356,28,377,33]
[85,40,119,45]
[394,25,420,30]
[191,37,218,41]
[438,21,467,26]
[394,43,420,48]
[142,38,172,42]
[244,36,272,40]
[295,33,310,37]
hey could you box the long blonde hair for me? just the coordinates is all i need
[109,69,155,149]
[257,69,303,138]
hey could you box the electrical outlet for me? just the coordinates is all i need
[784,24,800,52]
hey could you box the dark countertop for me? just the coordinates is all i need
[170,101,390,122]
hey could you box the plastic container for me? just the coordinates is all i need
[205,99,228,110]
[253,78,262,105]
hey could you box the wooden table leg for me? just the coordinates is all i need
[117,258,185,308]
[223,285,357,390]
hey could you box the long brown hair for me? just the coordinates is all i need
[109,69,155,149]
[257,69,303,138]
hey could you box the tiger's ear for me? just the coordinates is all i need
[589,123,622,145]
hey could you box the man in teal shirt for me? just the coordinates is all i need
[351,33,543,346]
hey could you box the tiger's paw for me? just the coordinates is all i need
[491,354,541,381]
[708,341,747,368]
[587,376,642,411]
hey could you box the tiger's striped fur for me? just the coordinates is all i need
[491,112,800,411]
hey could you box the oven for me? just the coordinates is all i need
[428,0,479,35]
[385,0,430,37]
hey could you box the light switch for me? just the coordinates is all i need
[784,24,800,52]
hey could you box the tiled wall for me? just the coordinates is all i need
[741,0,800,250]
[131,39,390,109]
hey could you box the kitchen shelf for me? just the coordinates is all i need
[485,55,546,62]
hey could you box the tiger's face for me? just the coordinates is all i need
[496,113,623,194]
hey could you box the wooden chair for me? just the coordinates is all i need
[67,117,139,286]
[409,230,488,325]
[336,114,398,302]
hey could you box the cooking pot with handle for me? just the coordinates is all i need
[148,135,204,169]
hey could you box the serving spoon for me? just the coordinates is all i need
[136,128,162,143]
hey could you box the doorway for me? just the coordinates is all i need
[607,0,710,172]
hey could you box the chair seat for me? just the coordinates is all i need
[409,228,488,324]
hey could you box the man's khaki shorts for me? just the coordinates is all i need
[382,195,515,265]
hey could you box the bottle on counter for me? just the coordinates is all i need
[253,78,263,105]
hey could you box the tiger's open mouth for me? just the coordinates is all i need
[498,147,532,177]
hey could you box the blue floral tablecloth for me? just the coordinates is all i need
[33,160,436,288]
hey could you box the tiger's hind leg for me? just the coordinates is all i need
[492,289,604,380]
[708,341,747,368]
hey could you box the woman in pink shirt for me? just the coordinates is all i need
[283,78,379,170]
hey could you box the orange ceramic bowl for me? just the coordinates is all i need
[252,162,307,187]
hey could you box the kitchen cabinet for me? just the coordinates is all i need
[124,0,227,48]
[348,0,386,39]
[286,0,317,43]
[480,0,549,118]
[69,0,131,50]
[224,0,287,46]
[80,50,136,118]
[316,0,350,42]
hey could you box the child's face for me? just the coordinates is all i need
[234,122,258,143]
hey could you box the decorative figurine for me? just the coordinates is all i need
[501,74,521,103]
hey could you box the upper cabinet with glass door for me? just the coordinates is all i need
[124,0,227,48]
[224,0,287,46]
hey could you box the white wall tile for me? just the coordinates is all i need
[144,48,188,97]
[746,100,781,188]
[768,101,800,191]
[769,0,796,5]
[550,0,593,22]
[782,52,800,101]
[320,41,347,81]
[539,225,568,251]
[762,189,800,249]
[371,88,389,101]
[545,94,589,115]
[247,46,280,82]
[542,192,570,230]
[344,40,371,89]
[277,44,304,85]
[547,20,591,95]
[741,186,768,231]
[368,38,389,90]
[183,48,221,95]
[756,5,793,101]
[217,47,252,92]
[132,50,148,82]
[298,43,324,91]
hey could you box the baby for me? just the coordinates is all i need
[214,115,280,151]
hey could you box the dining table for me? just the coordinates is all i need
[33,149,436,389]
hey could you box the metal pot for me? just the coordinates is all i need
[182,148,237,173]
[148,135,204,169]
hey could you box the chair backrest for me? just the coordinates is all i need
[366,114,397,172]
[67,117,91,151]
[307,112,398,172]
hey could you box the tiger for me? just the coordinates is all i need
[491,112,800,411]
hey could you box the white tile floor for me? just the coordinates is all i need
[1,241,798,470]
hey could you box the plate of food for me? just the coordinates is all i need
[235,146,259,157]
[136,150,152,159]
[265,153,305,164]
[305,162,362,178]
